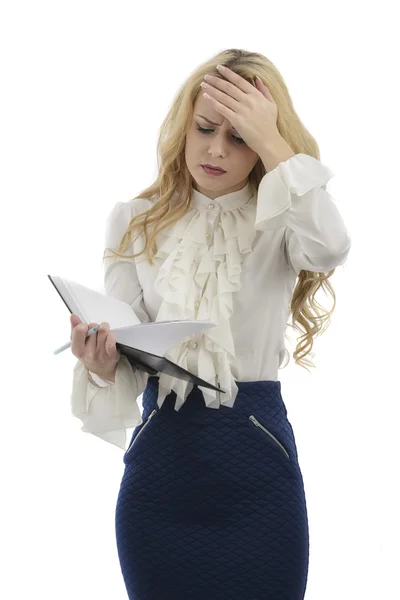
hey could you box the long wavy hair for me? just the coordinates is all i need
[103,48,339,373]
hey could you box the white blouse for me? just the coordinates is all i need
[71,153,352,450]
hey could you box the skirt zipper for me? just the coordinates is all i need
[126,408,158,455]
[249,414,290,459]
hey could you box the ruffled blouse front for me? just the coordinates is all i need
[78,152,352,450]
[152,182,258,412]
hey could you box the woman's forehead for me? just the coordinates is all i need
[193,98,235,130]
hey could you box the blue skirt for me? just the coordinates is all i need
[115,376,309,600]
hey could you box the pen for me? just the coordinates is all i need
[53,325,100,355]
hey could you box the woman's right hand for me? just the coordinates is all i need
[70,314,121,379]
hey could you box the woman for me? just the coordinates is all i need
[70,48,352,599]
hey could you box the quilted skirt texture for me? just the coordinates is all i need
[115,376,309,600]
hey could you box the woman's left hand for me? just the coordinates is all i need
[201,65,280,154]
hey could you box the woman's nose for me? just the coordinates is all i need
[207,137,228,153]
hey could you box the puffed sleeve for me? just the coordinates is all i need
[70,200,151,450]
[254,153,352,274]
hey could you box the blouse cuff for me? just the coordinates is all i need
[254,153,335,230]
[88,371,115,387]
[71,355,146,450]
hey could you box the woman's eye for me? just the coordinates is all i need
[196,125,245,144]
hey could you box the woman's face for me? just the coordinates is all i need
[185,93,260,200]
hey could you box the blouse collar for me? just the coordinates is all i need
[190,181,254,212]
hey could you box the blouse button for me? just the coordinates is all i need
[190,342,198,349]
[206,232,210,238]
[208,203,215,209]
[194,301,200,309]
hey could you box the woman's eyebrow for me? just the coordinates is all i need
[196,114,237,131]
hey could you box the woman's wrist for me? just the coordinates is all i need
[88,367,117,383]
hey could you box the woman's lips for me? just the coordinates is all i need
[201,165,227,176]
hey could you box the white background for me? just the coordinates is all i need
[2,1,399,598]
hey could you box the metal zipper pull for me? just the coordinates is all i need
[249,414,290,459]
[126,408,158,455]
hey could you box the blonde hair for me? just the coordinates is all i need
[103,48,341,374]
